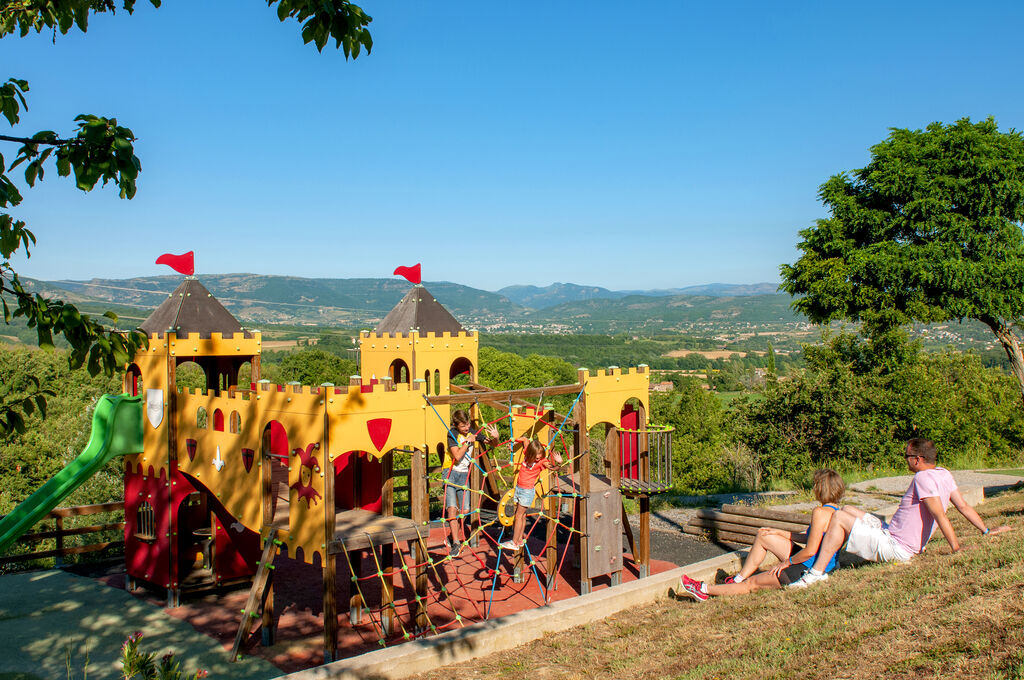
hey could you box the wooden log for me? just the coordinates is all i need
[687,517,760,536]
[694,509,807,533]
[683,525,754,545]
[721,504,811,524]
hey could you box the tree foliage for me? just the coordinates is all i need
[781,117,1024,400]
[0,0,373,435]
[278,348,357,386]
[733,331,1024,482]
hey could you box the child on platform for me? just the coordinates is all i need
[499,439,563,552]
[677,468,845,601]
[445,409,499,556]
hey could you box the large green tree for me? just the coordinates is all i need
[0,0,372,434]
[781,117,1024,400]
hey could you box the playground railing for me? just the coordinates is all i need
[0,501,125,568]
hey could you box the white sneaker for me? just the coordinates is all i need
[789,570,828,588]
[499,539,517,550]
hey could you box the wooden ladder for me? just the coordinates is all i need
[230,535,279,661]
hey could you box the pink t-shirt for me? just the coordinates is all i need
[887,467,957,554]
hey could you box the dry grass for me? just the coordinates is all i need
[411,490,1024,680]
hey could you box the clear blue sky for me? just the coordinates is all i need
[4,1,1023,291]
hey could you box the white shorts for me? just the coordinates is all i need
[844,513,913,563]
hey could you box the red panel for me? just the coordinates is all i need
[333,451,383,513]
[213,409,224,432]
[268,420,288,457]
[124,465,171,588]
[212,506,260,581]
[620,405,640,480]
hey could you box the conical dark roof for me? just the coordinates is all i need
[139,278,246,338]
[375,285,465,334]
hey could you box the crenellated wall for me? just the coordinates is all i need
[579,365,651,429]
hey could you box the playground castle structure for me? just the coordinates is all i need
[121,278,674,663]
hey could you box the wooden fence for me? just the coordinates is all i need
[0,501,125,566]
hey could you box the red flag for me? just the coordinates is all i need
[156,251,195,276]
[393,263,421,285]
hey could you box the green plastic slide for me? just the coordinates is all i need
[0,393,144,555]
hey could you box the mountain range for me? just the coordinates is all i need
[24,275,793,331]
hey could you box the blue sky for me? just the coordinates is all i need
[4,1,1023,291]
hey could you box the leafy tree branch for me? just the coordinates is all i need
[0,0,373,436]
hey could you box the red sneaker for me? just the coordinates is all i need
[678,574,709,602]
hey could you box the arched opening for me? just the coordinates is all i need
[388,358,409,385]
[229,410,241,434]
[125,364,142,396]
[176,360,208,391]
[262,420,290,527]
[449,357,473,386]
[213,408,225,432]
[423,370,431,395]
[588,422,615,478]
[196,406,208,429]
[237,361,253,389]
[433,369,441,395]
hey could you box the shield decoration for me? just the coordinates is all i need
[366,418,392,453]
[146,389,164,428]
[186,438,197,462]
[241,448,255,473]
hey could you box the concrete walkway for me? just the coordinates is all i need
[0,569,280,680]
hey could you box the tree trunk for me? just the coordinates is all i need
[983,317,1024,404]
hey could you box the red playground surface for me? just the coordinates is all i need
[100,525,678,673]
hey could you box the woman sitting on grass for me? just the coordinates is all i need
[678,468,845,601]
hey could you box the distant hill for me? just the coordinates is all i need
[499,281,780,308]
[524,293,800,333]
[497,283,628,308]
[30,274,797,334]
[38,275,525,328]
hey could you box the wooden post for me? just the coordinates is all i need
[381,451,395,634]
[576,368,591,595]
[638,419,650,578]
[545,408,558,589]
[54,516,64,567]
[410,447,429,632]
[166,338,179,608]
[606,425,620,488]
[638,496,650,579]
[261,569,275,646]
[322,403,337,663]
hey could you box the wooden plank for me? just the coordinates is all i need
[721,504,811,524]
[694,509,808,533]
[47,502,124,518]
[18,522,125,542]
[0,540,124,565]
[230,536,278,661]
[683,525,754,546]
[425,383,583,406]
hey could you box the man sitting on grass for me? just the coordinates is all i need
[790,438,1011,588]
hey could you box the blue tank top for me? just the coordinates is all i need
[801,503,840,573]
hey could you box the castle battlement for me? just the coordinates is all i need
[145,330,261,342]
[360,330,477,343]
[579,365,649,380]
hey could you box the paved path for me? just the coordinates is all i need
[0,569,280,680]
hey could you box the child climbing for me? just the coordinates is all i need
[499,438,563,552]
[677,468,845,601]
[445,409,499,556]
